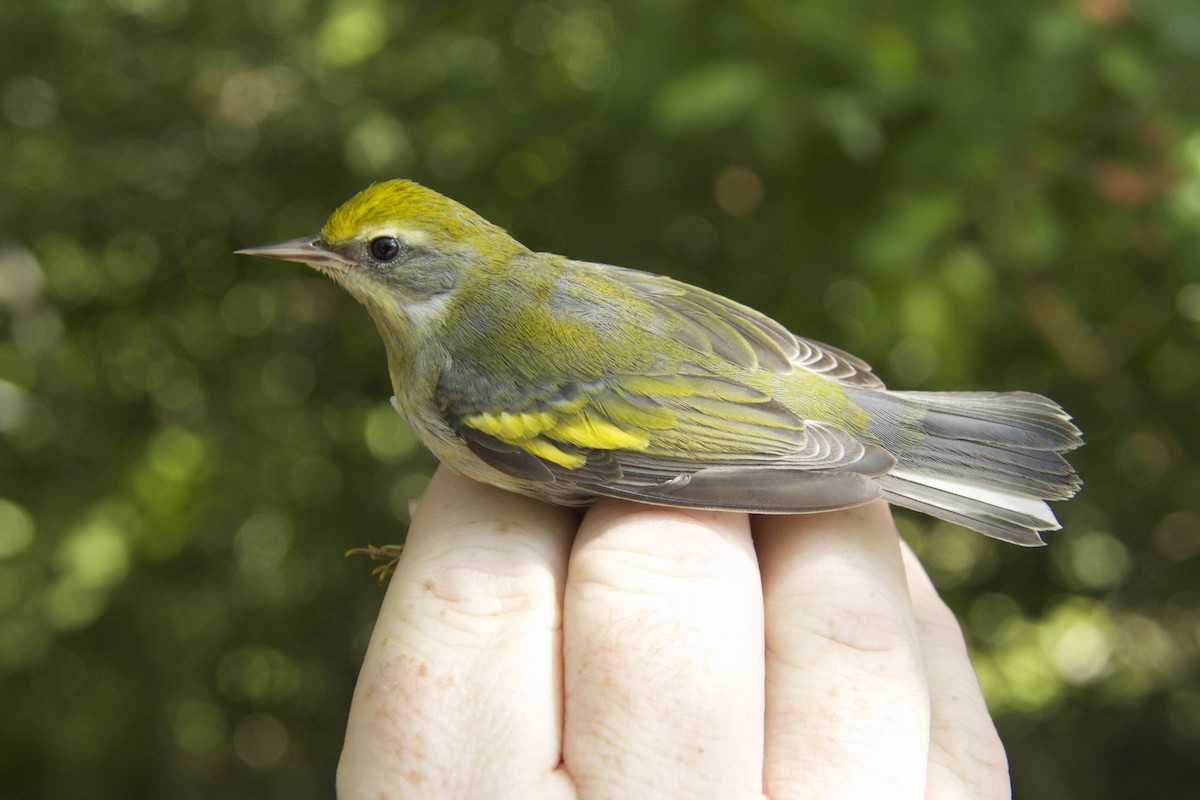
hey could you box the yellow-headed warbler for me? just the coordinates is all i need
[239,180,1081,545]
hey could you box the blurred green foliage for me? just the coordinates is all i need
[1,0,1198,797]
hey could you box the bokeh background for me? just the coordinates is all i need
[2,0,1199,797]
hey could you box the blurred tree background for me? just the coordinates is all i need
[1,0,1198,797]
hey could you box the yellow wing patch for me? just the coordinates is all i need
[462,407,652,470]
[550,414,648,450]
[520,438,587,469]
[467,410,558,439]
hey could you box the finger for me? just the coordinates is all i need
[562,501,764,800]
[754,501,929,800]
[900,541,1011,800]
[337,465,578,800]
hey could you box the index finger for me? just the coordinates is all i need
[337,466,578,799]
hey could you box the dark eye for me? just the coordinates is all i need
[369,236,401,262]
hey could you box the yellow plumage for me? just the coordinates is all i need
[238,179,1083,546]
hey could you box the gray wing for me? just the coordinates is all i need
[437,357,894,514]
[601,263,886,389]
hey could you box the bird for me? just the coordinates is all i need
[238,179,1081,546]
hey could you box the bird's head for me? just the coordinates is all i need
[237,180,526,330]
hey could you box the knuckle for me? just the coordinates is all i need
[798,584,921,661]
[427,559,557,619]
[931,721,1011,799]
[404,542,562,642]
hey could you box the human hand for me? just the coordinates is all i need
[337,465,1009,799]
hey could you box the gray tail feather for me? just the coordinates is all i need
[850,389,1083,546]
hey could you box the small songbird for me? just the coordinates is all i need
[238,180,1081,545]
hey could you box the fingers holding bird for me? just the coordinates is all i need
[339,471,1007,798]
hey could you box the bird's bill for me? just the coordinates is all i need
[235,236,354,270]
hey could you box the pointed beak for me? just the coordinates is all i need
[235,236,354,270]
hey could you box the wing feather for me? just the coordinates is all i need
[433,260,893,511]
[439,358,892,512]
[602,264,885,388]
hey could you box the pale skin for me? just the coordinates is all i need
[337,466,1011,799]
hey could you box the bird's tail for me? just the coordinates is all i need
[849,389,1083,546]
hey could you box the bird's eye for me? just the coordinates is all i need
[369,236,402,262]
